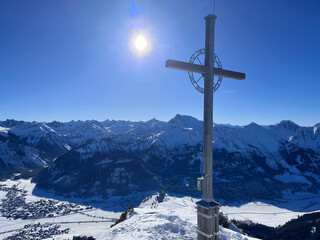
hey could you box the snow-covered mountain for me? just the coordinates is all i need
[0,120,68,178]
[1,115,320,201]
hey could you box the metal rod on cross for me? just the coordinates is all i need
[165,14,246,240]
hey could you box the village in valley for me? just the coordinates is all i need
[0,179,120,239]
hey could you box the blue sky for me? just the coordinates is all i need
[0,0,319,126]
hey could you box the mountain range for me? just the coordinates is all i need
[0,115,319,202]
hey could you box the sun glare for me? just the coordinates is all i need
[134,35,148,52]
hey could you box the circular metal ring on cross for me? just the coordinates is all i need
[188,48,222,94]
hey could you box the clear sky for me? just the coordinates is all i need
[1,0,319,126]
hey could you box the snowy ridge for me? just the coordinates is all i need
[1,116,319,154]
[98,194,259,240]
[1,115,320,201]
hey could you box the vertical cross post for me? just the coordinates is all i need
[203,14,216,202]
[196,14,220,240]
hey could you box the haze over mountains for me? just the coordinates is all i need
[0,115,319,202]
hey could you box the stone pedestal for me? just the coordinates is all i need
[196,200,220,240]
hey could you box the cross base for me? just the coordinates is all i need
[196,200,220,240]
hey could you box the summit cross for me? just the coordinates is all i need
[165,14,246,240]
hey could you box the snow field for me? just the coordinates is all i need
[98,195,259,240]
[221,202,303,227]
[1,179,320,239]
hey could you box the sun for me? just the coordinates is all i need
[134,35,148,52]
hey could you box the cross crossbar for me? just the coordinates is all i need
[166,59,208,74]
[216,68,245,80]
[166,59,245,80]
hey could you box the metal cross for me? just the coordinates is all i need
[165,14,245,240]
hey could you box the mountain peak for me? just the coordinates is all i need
[277,120,300,129]
[146,118,159,124]
[47,121,65,128]
[247,122,259,127]
[0,119,25,128]
[168,114,202,131]
[169,114,200,123]
[314,123,320,135]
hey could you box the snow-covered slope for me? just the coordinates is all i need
[98,194,259,240]
[3,179,320,239]
[0,179,261,240]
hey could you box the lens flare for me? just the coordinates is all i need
[134,35,148,52]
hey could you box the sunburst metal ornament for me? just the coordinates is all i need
[188,48,222,94]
